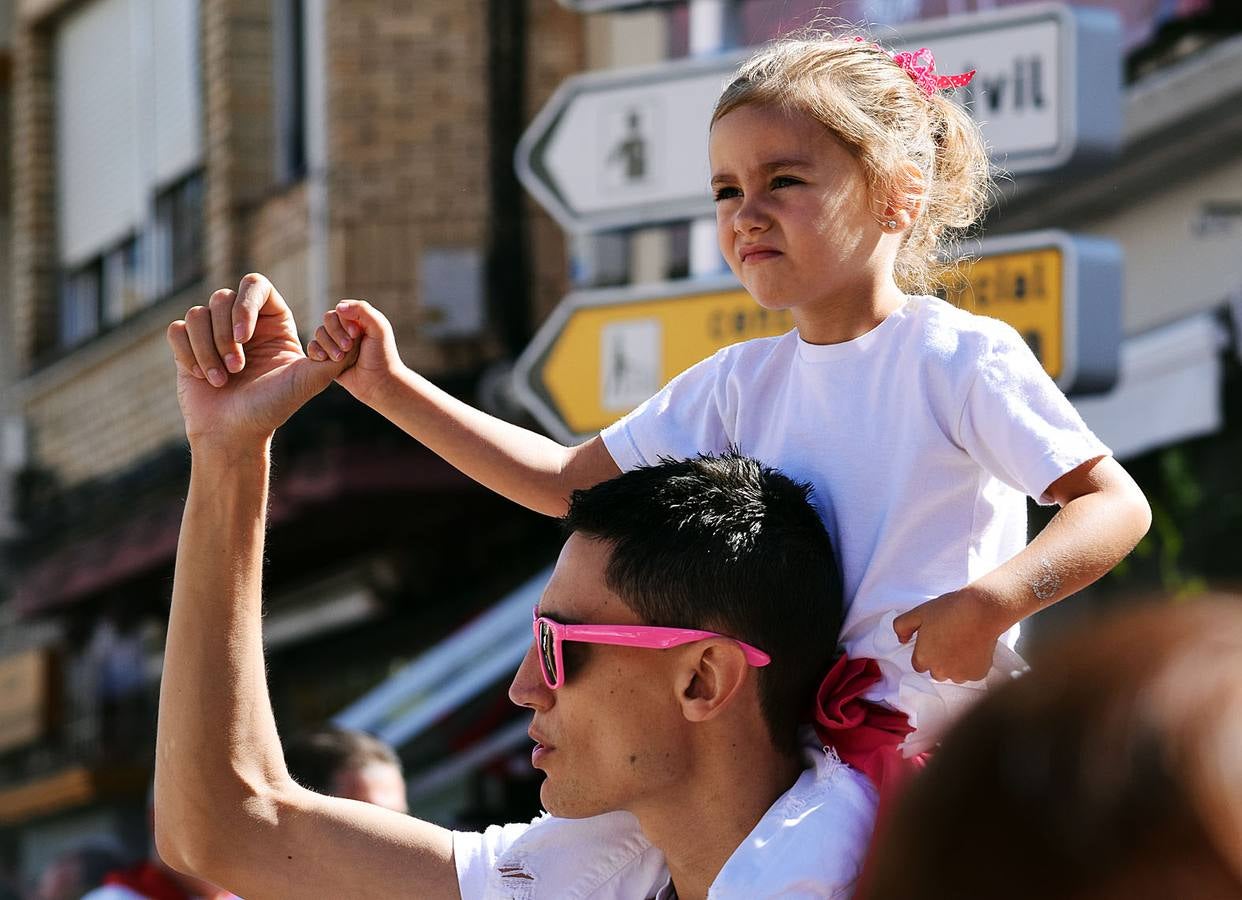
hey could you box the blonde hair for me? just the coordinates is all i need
[711,32,992,295]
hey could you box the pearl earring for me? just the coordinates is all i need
[886,219,898,229]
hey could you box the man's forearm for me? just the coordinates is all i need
[156,441,289,871]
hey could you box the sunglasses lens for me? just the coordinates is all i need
[538,620,558,687]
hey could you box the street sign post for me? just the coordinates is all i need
[514,230,1121,443]
[517,4,1121,232]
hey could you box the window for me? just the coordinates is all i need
[53,0,203,350]
[57,233,145,348]
[274,0,308,184]
[153,171,206,298]
[59,262,102,349]
[102,238,143,325]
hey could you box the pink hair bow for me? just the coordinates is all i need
[892,47,975,97]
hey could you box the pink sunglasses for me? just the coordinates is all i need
[532,607,771,690]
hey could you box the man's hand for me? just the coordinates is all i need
[308,300,403,407]
[166,274,352,450]
[892,587,1011,683]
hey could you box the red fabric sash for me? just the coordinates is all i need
[811,654,931,898]
[811,654,929,797]
[104,862,192,900]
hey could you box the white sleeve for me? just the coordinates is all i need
[453,821,535,899]
[600,350,732,472]
[958,323,1111,504]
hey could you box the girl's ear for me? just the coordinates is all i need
[677,641,750,723]
[881,161,927,231]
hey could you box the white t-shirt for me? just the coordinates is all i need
[601,296,1110,748]
[453,745,876,899]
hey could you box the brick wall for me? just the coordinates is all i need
[203,0,276,288]
[324,0,492,374]
[7,0,585,490]
[21,305,189,484]
[9,18,53,370]
[525,0,583,328]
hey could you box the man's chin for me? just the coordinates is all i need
[539,780,607,819]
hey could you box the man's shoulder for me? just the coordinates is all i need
[712,749,878,897]
[454,810,666,900]
[786,749,878,851]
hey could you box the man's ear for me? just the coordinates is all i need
[677,641,751,723]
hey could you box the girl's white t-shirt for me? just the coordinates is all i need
[600,295,1110,749]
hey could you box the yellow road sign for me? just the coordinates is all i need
[941,245,1064,379]
[539,287,792,436]
[515,231,1119,443]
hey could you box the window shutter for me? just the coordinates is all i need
[150,0,202,187]
[55,0,143,267]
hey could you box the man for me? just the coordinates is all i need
[284,725,409,814]
[156,275,877,899]
[77,797,234,900]
[37,843,123,900]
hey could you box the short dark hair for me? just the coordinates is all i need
[563,451,843,754]
[284,725,403,795]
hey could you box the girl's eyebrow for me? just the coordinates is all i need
[710,158,812,186]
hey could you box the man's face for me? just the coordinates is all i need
[508,534,693,818]
[330,762,409,814]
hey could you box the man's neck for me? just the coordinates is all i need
[635,743,804,900]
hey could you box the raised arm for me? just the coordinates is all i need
[157,276,461,899]
[308,299,620,516]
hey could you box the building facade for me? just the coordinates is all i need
[0,0,582,886]
[2,0,1240,892]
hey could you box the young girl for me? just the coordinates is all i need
[300,34,1150,755]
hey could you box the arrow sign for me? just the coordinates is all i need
[514,230,1120,443]
[518,4,1121,233]
[515,52,746,234]
[893,3,1122,173]
[514,276,792,441]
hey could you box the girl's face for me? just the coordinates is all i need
[709,103,892,328]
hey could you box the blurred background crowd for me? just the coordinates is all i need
[0,0,1239,896]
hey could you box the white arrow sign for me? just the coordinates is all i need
[515,52,745,234]
[517,3,1121,233]
[894,2,1121,173]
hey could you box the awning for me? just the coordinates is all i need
[1074,311,1231,460]
[333,566,550,748]
[13,443,475,618]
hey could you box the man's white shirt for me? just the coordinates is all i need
[452,744,878,899]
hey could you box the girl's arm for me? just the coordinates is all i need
[894,455,1152,682]
[311,299,621,517]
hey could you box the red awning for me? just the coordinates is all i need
[13,444,474,617]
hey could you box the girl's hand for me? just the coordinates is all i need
[893,588,1012,683]
[308,299,404,406]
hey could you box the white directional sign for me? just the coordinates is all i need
[518,4,1121,233]
[893,2,1122,173]
[515,52,745,234]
